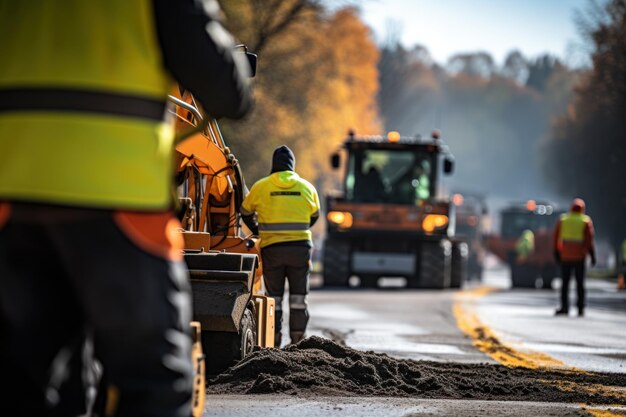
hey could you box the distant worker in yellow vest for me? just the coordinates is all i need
[241,146,320,346]
[516,229,535,262]
[0,1,251,416]
[553,198,596,317]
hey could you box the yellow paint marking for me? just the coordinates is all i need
[553,380,626,404]
[453,302,572,369]
[453,286,626,409]
[584,405,626,417]
[453,287,576,370]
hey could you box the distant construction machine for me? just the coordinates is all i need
[323,130,468,289]
[486,201,562,288]
[452,193,488,281]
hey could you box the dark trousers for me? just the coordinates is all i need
[0,204,192,417]
[261,244,312,344]
[560,261,586,311]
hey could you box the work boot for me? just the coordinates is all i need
[290,331,305,344]
[554,308,568,316]
[578,308,584,317]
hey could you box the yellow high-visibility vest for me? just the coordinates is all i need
[241,171,320,248]
[0,0,174,209]
[516,229,535,258]
[559,212,590,242]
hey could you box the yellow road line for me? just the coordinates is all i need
[583,405,626,417]
[453,286,626,408]
[453,287,576,370]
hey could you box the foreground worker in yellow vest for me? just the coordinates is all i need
[553,198,596,317]
[241,146,320,346]
[0,1,251,416]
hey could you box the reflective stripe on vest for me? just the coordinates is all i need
[559,213,588,243]
[241,171,320,248]
[0,0,173,209]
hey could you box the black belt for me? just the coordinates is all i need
[0,88,166,121]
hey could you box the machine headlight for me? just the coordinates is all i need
[327,211,353,228]
[422,214,448,233]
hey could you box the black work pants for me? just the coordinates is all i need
[261,244,311,345]
[560,261,586,311]
[0,203,192,417]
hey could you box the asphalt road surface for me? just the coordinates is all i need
[204,266,626,416]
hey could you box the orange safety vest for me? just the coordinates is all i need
[555,212,592,262]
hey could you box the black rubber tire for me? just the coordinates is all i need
[473,264,484,282]
[322,238,351,287]
[359,274,379,288]
[450,241,469,288]
[202,308,257,376]
[541,265,557,289]
[511,263,537,288]
[467,254,483,281]
[409,239,451,289]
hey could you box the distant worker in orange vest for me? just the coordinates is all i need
[553,198,596,317]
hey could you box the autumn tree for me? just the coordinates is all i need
[501,50,528,84]
[542,0,626,248]
[447,52,496,78]
[218,1,381,186]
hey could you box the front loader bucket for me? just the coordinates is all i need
[185,252,257,333]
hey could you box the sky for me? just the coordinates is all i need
[359,0,590,66]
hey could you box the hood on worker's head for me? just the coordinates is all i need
[270,145,295,174]
[270,170,300,188]
[571,198,585,214]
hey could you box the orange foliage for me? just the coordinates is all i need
[219,3,381,184]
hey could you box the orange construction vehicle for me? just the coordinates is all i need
[168,86,275,384]
[486,201,562,288]
[452,193,488,281]
[323,130,468,289]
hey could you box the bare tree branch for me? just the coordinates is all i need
[250,0,320,54]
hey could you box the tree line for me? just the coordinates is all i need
[542,0,626,248]
[218,0,625,249]
[219,0,380,185]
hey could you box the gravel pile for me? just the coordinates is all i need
[208,336,626,404]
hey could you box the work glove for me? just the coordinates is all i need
[553,250,561,263]
[590,252,597,267]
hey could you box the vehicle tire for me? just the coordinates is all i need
[359,274,379,288]
[473,264,484,282]
[511,263,537,288]
[467,253,483,282]
[541,265,557,289]
[322,238,351,287]
[450,241,468,288]
[410,239,452,289]
[202,308,257,376]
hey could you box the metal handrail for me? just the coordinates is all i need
[167,95,209,144]
[167,94,203,122]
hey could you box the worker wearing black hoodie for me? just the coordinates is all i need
[241,145,320,345]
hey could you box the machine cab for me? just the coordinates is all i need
[331,131,454,205]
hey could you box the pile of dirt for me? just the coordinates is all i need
[208,336,626,404]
